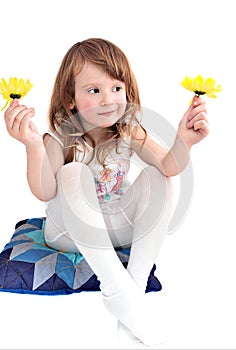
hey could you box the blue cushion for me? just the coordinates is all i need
[0,217,162,295]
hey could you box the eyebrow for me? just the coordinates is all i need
[81,83,100,89]
[81,80,124,90]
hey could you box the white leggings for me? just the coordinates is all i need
[45,163,173,345]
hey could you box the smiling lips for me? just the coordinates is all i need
[98,109,117,116]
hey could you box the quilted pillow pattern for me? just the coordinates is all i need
[0,218,162,295]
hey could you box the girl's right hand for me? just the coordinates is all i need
[4,99,43,149]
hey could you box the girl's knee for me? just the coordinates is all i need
[142,166,173,209]
[142,166,173,191]
[58,161,89,175]
[57,162,94,185]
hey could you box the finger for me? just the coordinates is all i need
[4,98,19,114]
[4,99,21,122]
[5,105,28,130]
[187,103,207,122]
[192,95,206,107]
[193,120,209,137]
[9,108,34,132]
[4,101,19,122]
[18,112,35,134]
[17,110,35,136]
[187,113,208,129]
[181,103,194,125]
[188,112,208,128]
[181,97,206,127]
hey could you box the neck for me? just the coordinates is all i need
[84,127,115,146]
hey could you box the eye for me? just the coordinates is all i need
[112,86,122,92]
[88,88,100,94]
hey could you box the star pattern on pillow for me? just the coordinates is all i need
[5,219,97,290]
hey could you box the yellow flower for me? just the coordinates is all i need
[180,75,222,98]
[0,77,33,111]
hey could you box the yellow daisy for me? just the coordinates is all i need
[0,77,33,111]
[180,75,222,98]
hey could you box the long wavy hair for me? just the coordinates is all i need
[47,38,145,165]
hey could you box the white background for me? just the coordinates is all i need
[0,0,235,348]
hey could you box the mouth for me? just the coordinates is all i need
[98,109,117,116]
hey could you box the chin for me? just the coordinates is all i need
[98,124,112,129]
[98,120,117,128]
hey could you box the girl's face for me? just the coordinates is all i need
[71,62,127,132]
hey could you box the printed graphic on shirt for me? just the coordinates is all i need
[94,163,126,203]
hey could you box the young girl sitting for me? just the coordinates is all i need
[4,38,209,346]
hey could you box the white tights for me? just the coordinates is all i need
[45,162,173,345]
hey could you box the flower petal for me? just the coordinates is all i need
[181,74,222,98]
[0,76,33,110]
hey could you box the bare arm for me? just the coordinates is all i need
[4,99,64,201]
[131,96,209,177]
[26,137,64,201]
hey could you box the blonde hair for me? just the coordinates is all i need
[48,38,145,164]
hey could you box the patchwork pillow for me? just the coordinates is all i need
[0,217,162,295]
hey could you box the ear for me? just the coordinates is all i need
[67,95,76,110]
[68,101,75,109]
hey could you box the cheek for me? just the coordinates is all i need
[118,103,126,117]
[76,97,96,113]
[74,96,98,124]
[115,92,127,112]
[117,91,127,104]
[118,93,127,112]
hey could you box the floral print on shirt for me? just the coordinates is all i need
[94,163,126,203]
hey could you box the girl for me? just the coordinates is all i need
[4,38,209,346]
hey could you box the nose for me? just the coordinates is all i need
[100,90,113,105]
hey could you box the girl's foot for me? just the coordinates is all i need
[117,320,142,345]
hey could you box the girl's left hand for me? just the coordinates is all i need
[178,95,209,148]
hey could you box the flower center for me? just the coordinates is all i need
[10,93,22,99]
[194,90,206,97]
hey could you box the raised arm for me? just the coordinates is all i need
[4,99,64,201]
[131,96,209,177]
